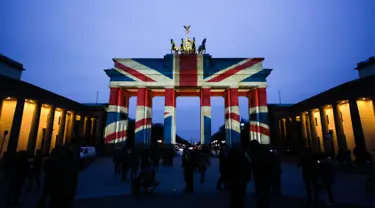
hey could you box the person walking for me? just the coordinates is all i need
[225,146,251,208]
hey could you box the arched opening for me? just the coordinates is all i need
[176,97,199,145]
[151,96,164,146]
[126,96,137,147]
[210,97,224,148]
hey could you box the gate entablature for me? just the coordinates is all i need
[104,26,272,148]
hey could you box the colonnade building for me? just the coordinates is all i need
[272,57,375,157]
[0,54,105,156]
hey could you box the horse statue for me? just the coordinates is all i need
[170,39,179,54]
[191,37,196,54]
[180,38,184,54]
[198,38,206,54]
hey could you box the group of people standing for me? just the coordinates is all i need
[0,140,81,208]
[182,140,336,208]
[216,140,282,208]
[181,147,211,193]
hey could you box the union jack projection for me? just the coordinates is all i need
[104,53,272,147]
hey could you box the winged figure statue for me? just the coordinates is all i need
[183,25,191,35]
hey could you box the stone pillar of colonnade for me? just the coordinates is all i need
[78,117,85,138]
[84,118,92,144]
[104,87,129,145]
[248,87,270,145]
[27,101,42,155]
[319,106,332,154]
[135,88,152,148]
[164,87,176,145]
[291,116,302,150]
[7,96,25,153]
[224,87,241,147]
[56,109,67,147]
[90,118,96,145]
[200,87,211,146]
[332,103,347,151]
[349,99,366,152]
[68,112,76,141]
[43,105,56,154]
[300,113,311,148]
[308,109,320,153]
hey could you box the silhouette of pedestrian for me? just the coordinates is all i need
[129,150,139,180]
[182,149,195,193]
[225,146,251,208]
[6,151,29,207]
[27,149,43,191]
[249,140,273,208]
[152,149,160,173]
[297,147,320,206]
[216,146,227,190]
[113,147,122,178]
[269,149,282,196]
[120,147,130,181]
[319,154,335,205]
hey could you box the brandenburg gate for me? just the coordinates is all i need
[104,26,272,147]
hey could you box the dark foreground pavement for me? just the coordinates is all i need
[1,156,373,207]
[73,192,371,208]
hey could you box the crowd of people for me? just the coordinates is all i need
[180,141,337,208]
[0,140,81,208]
[0,139,344,208]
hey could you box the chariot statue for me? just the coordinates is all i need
[170,25,207,54]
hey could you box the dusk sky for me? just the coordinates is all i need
[1,0,374,141]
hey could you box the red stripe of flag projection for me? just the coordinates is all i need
[104,27,272,147]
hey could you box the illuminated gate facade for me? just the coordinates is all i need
[104,27,272,147]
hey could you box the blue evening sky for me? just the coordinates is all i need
[0,0,374,141]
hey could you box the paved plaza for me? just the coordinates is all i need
[0,156,373,207]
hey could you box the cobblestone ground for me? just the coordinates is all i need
[0,156,373,207]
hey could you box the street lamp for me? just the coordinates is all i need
[240,123,244,131]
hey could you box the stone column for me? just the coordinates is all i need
[224,87,241,147]
[84,117,92,144]
[164,87,176,144]
[7,97,25,153]
[67,112,75,144]
[56,110,66,147]
[319,106,331,153]
[248,87,270,144]
[43,106,55,154]
[0,96,4,119]
[332,103,347,150]
[95,114,103,146]
[281,119,287,144]
[69,113,76,140]
[78,116,85,138]
[135,88,152,147]
[349,100,366,151]
[308,110,319,153]
[300,113,308,147]
[90,118,96,144]
[291,116,301,150]
[27,101,42,155]
[200,87,211,145]
[104,88,129,145]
